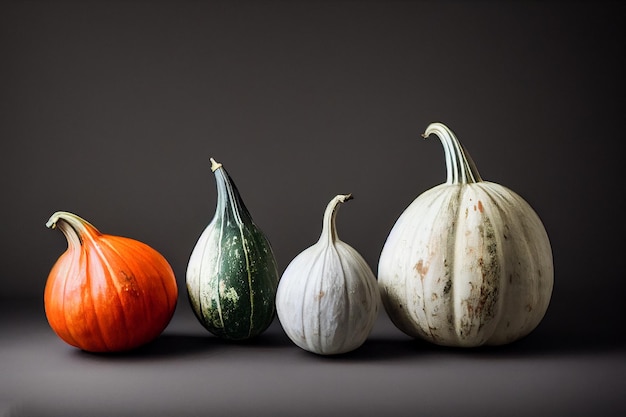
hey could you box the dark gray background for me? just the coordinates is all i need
[1,1,625,416]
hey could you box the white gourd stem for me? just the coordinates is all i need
[319,194,353,245]
[46,211,99,248]
[422,123,483,185]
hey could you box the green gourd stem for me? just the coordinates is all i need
[319,194,353,246]
[46,211,100,248]
[422,122,482,185]
[210,157,251,225]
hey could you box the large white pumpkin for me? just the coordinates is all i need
[378,122,553,347]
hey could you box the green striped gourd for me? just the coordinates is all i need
[186,158,279,340]
[378,122,553,347]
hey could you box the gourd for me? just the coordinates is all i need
[378,122,553,347]
[186,158,279,340]
[44,211,178,352]
[276,194,380,355]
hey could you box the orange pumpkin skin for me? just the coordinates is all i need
[44,212,178,352]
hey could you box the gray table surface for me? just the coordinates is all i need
[1,298,624,417]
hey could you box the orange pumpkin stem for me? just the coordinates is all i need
[46,211,101,247]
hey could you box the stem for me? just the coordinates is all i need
[210,157,223,172]
[319,194,353,245]
[210,157,252,224]
[422,122,482,185]
[46,211,101,248]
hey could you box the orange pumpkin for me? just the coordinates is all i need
[44,211,178,352]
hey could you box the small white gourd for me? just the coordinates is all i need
[378,122,554,347]
[276,194,380,355]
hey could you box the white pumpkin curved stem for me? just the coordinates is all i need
[423,123,483,185]
[46,211,100,248]
[318,194,353,246]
